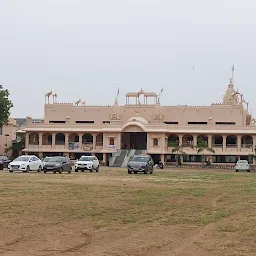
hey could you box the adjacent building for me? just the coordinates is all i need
[21,80,256,166]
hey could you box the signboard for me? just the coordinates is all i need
[107,145,116,150]
[69,142,79,150]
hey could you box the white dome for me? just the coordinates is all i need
[127,116,149,124]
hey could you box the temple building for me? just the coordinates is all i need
[22,79,256,166]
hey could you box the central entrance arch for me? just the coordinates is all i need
[121,124,147,150]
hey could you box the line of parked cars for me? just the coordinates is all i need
[1,154,253,173]
[4,155,100,173]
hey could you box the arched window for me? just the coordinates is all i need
[109,138,114,145]
[153,138,158,146]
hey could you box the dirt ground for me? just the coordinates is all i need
[1,167,256,256]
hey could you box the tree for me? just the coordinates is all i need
[172,144,193,166]
[196,137,215,163]
[0,89,13,125]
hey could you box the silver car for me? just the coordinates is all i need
[235,160,251,172]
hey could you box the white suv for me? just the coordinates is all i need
[8,155,43,172]
[75,155,99,172]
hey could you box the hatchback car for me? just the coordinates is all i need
[43,156,72,173]
[127,155,154,174]
[235,160,251,172]
[8,155,42,172]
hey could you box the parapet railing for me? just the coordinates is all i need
[165,163,256,170]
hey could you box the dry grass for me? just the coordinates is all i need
[0,167,256,255]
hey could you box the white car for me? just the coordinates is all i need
[235,160,251,172]
[74,155,99,172]
[8,155,43,172]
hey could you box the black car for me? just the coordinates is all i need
[43,156,72,173]
[127,155,154,174]
[0,155,11,170]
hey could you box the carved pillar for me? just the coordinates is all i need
[147,133,151,151]
[103,153,107,165]
[103,133,107,149]
[237,135,241,151]
[39,133,43,148]
[93,134,96,150]
[223,135,227,152]
[52,133,56,149]
[178,134,183,146]
[161,134,165,152]
[65,133,69,149]
[193,135,197,147]
[79,133,83,150]
[208,134,212,148]
[25,133,29,148]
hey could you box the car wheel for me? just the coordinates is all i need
[44,170,47,173]
[81,170,84,172]
[37,165,42,172]
[0,165,3,170]
[235,170,238,172]
[247,170,251,172]
[75,169,78,172]
[128,170,131,174]
[134,171,137,174]
[96,166,99,172]
[59,168,63,174]
[9,170,13,172]
[144,167,148,174]
[89,169,93,172]
[150,170,153,174]
[53,171,56,174]
[24,166,30,172]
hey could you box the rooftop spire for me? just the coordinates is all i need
[231,63,235,84]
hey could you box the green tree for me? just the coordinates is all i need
[0,89,13,125]
[196,137,215,163]
[172,144,193,166]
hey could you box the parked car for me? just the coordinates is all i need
[42,156,51,167]
[0,155,11,170]
[127,155,154,174]
[74,155,99,172]
[43,156,72,173]
[235,160,251,172]
[8,155,43,172]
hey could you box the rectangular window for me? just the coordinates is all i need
[0,125,2,135]
[188,122,207,125]
[76,121,95,124]
[49,121,65,123]
[215,122,236,125]
[183,155,202,162]
[164,122,178,124]
[212,155,237,163]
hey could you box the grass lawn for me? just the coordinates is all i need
[0,167,256,256]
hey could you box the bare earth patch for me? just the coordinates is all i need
[1,167,256,256]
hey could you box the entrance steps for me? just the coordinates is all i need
[109,149,147,167]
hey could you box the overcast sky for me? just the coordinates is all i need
[1,0,256,118]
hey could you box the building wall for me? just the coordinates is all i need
[0,119,17,155]
[43,103,246,126]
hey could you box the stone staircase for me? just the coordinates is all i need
[109,149,147,167]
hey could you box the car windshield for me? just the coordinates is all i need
[48,157,63,163]
[43,157,50,162]
[79,156,93,161]
[132,156,147,162]
[14,156,30,162]
[237,160,248,164]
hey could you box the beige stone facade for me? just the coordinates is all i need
[22,81,256,165]
[0,119,17,156]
